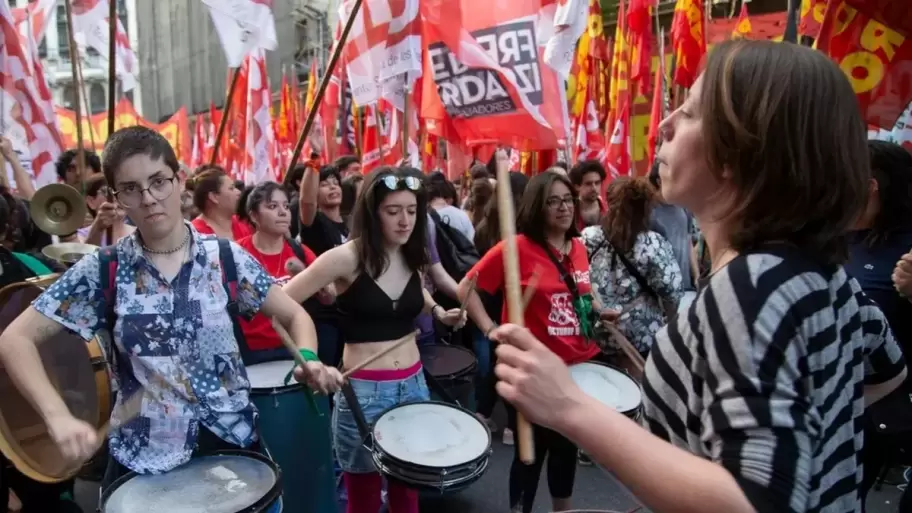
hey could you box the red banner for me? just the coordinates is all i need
[818,0,912,129]
[55,98,191,161]
[419,0,569,150]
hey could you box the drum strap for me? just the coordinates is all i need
[98,239,253,365]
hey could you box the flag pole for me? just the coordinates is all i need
[74,48,96,150]
[210,68,242,166]
[64,0,87,194]
[286,0,365,176]
[105,0,118,244]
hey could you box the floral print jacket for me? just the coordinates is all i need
[581,227,684,354]
[33,225,273,474]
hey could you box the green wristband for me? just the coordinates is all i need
[298,348,320,362]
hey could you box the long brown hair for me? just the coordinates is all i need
[700,40,868,265]
[601,177,656,254]
[186,167,228,213]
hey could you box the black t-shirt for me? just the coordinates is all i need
[298,211,349,322]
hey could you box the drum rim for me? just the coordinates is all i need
[373,446,491,479]
[0,280,105,483]
[99,449,283,513]
[418,344,478,380]
[570,361,643,415]
[370,400,492,470]
[249,383,302,396]
[373,450,490,491]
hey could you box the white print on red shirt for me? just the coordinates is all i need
[547,292,580,337]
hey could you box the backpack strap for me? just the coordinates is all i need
[284,236,308,268]
[97,246,121,375]
[98,246,118,333]
[217,238,256,364]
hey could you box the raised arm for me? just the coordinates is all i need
[283,242,358,304]
[298,164,320,227]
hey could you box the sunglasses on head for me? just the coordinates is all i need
[377,175,421,192]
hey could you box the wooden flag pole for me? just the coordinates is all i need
[286,0,365,175]
[104,0,118,244]
[64,0,86,193]
[73,52,95,149]
[210,69,242,166]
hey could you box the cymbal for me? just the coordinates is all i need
[42,243,99,264]
[30,184,87,236]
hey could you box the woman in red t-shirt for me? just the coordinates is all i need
[458,171,617,513]
[187,166,252,240]
[236,182,317,364]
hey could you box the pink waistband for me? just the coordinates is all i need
[349,361,422,381]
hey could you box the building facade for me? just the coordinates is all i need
[9,0,140,115]
[133,0,336,123]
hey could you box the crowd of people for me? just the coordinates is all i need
[0,39,908,513]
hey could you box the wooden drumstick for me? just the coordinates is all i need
[271,318,418,381]
[521,266,543,311]
[458,274,478,319]
[494,159,535,465]
[271,318,311,369]
[340,330,419,379]
[602,322,646,376]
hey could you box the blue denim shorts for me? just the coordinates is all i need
[332,368,430,473]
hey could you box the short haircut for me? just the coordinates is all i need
[568,160,607,186]
[102,126,179,187]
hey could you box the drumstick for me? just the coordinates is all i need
[521,266,543,311]
[271,318,311,369]
[340,330,419,379]
[602,322,646,375]
[494,159,535,465]
[457,274,478,319]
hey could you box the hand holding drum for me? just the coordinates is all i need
[46,412,99,467]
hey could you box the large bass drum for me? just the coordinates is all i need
[0,275,113,482]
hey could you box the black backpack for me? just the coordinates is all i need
[429,209,479,281]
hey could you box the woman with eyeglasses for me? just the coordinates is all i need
[0,126,342,494]
[236,181,336,365]
[283,168,466,513]
[79,174,136,246]
[457,169,618,513]
[186,166,251,241]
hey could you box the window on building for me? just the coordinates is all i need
[38,38,47,58]
[90,84,106,114]
[56,5,70,60]
[62,85,77,110]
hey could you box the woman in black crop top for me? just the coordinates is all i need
[283,168,466,513]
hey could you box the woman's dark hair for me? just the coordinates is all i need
[516,172,580,244]
[427,179,458,206]
[341,174,364,217]
[0,186,31,251]
[350,167,429,277]
[319,165,342,184]
[185,167,228,212]
[601,177,656,254]
[474,172,530,254]
[236,184,256,221]
[864,141,912,246]
[469,179,494,226]
[239,182,287,228]
[334,155,360,174]
[472,163,491,181]
[569,160,607,187]
[700,40,868,265]
[56,148,102,181]
[102,126,179,187]
[84,174,109,217]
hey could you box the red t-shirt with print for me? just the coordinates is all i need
[237,236,316,351]
[469,234,599,364]
[192,215,253,241]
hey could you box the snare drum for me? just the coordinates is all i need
[100,450,282,513]
[371,401,491,493]
[569,362,642,419]
[247,360,335,513]
[419,344,477,407]
[0,277,113,483]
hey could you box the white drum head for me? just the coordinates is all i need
[373,403,489,468]
[103,454,278,513]
[570,363,641,414]
[246,360,295,390]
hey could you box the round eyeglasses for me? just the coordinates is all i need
[113,175,178,208]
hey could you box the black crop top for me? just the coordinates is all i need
[335,272,424,343]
